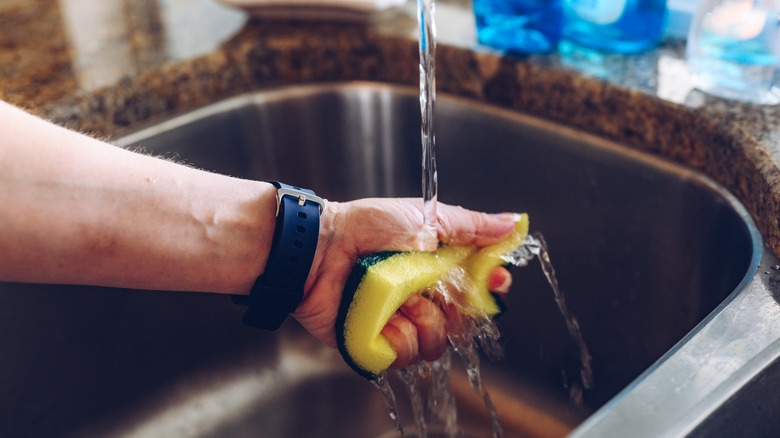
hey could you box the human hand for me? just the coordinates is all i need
[292,198,517,369]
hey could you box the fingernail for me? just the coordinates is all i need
[490,273,512,293]
[494,213,521,223]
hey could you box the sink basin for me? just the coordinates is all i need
[3,82,777,437]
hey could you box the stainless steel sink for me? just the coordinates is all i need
[3,82,778,438]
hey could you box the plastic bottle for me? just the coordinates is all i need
[562,0,667,53]
[686,0,780,104]
[473,0,563,54]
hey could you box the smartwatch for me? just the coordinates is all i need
[233,181,324,330]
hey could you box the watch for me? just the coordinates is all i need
[233,181,324,330]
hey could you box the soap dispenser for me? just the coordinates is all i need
[473,0,563,53]
[562,0,667,53]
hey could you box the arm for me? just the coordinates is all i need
[0,101,516,368]
[0,100,275,293]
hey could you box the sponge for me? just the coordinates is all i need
[336,214,529,379]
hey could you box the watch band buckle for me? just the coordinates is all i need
[275,187,325,217]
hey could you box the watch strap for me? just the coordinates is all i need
[236,181,323,330]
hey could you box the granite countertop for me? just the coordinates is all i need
[3,0,780,256]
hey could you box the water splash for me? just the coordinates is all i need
[427,350,458,438]
[378,321,505,438]
[450,324,503,438]
[375,232,593,435]
[372,372,406,438]
[505,233,595,391]
[398,364,429,438]
[473,317,504,363]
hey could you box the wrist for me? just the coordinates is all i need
[237,181,325,330]
[303,198,339,293]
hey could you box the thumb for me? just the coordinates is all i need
[437,205,517,247]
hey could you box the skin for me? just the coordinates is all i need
[0,100,515,369]
[298,199,516,368]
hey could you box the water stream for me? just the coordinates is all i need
[426,351,458,436]
[418,0,438,237]
[398,364,428,438]
[504,233,595,392]
[375,234,595,437]
[449,321,503,438]
[373,0,593,435]
[372,373,406,437]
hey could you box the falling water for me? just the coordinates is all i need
[426,350,459,437]
[504,233,595,392]
[418,0,438,236]
[374,233,594,436]
[372,372,406,438]
[384,338,502,438]
[375,0,590,433]
[450,321,503,438]
[398,364,429,438]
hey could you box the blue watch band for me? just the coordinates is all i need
[235,181,323,330]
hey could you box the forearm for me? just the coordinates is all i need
[0,101,276,294]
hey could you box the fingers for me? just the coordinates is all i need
[437,206,518,247]
[400,294,447,361]
[488,266,513,296]
[381,294,447,368]
[381,313,419,369]
[330,198,517,255]
[383,266,512,368]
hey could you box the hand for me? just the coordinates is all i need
[292,198,517,369]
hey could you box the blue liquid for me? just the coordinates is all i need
[563,0,666,53]
[687,12,780,104]
[473,0,562,54]
[696,30,778,66]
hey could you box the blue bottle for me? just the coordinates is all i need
[473,0,563,54]
[562,0,667,53]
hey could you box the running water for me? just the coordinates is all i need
[418,0,438,237]
[398,364,429,438]
[373,234,594,436]
[385,326,503,438]
[504,233,595,393]
[449,321,503,438]
[373,372,406,438]
[425,351,458,437]
[373,0,591,434]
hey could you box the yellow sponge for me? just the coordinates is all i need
[336,214,529,379]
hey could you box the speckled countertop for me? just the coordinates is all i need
[3,0,780,256]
